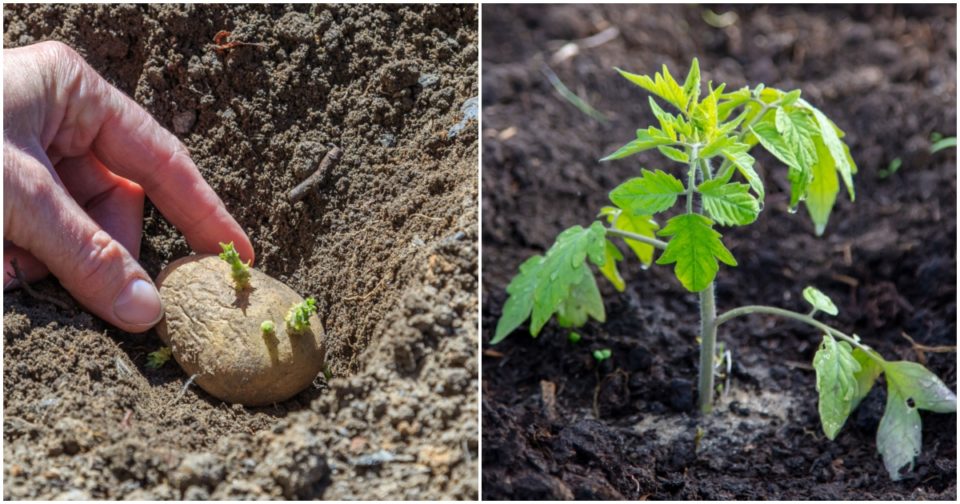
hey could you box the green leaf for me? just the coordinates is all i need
[655,213,737,292]
[493,256,541,344]
[700,134,737,159]
[697,178,760,226]
[883,360,957,413]
[851,347,884,410]
[803,286,839,316]
[875,359,956,480]
[493,222,607,343]
[609,169,685,216]
[751,122,800,168]
[597,239,625,291]
[601,129,675,161]
[615,67,658,95]
[805,137,840,236]
[751,121,811,209]
[657,145,689,163]
[719,143,765,202]
[717,86,752,121]
[615,65,686,111]
[775,106,817,169]
[930,136,957,154]
[813,333,861,440]
[692,82,724,141]
[657,63,686,110]
[718,109,749,136]
[803,101,856,201]
[682,57,701,112]
[648,97,678,141]
[556,267,606,328]
[876,379,922,480]
[843,143,858,175]
[779,89,802,107]
[600,206,660,267]
[593,348,612,362]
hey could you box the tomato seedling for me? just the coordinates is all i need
[492,59,956,480]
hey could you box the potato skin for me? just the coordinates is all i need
[155,255,324,406]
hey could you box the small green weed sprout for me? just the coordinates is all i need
[285,297,318,334]
[592,348,612,362]
[930,131,957,154]
[146,346,172,369]
[219,242,251,290]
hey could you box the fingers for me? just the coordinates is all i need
[3,243,48,289]
[4,146,162,332]
[56,153,145,258]
[7,41,254,263]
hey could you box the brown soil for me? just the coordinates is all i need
[481,4,956,500]
[4,4,477,500]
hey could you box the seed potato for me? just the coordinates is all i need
[155,255,324,406]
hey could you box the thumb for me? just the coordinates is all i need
[5,148,162,333]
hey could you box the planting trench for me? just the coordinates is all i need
[481,4,956,500]
[3,4,477,499]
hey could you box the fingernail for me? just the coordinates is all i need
[113,278,163,326]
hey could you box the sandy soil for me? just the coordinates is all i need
[4,4,478,499]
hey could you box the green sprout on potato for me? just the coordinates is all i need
[218,242,251,290]
[285,297,318,334]
[261,320,275,336]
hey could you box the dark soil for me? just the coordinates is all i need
[4,4,477,499]
[481,4,956,500]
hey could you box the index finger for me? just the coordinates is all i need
[36,42,255,263]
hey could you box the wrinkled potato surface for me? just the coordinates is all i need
[156,255,324,406]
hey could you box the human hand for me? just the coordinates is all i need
[3,41,254,332]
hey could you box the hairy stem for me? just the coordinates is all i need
[715,305,885,365]
[686,144,701,213]
[606,228,667,250]
[698,283,717,414]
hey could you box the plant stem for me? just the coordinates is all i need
[605,228,668,250]
[686,144,701,213]
[714,305,886,365]
[698,282,717,414]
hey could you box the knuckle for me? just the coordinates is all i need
[35,40,81,68]
[70,230,127,294]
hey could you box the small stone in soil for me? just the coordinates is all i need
[418,73,440,88]
[379,133,396,147]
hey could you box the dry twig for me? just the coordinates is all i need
[289,146,343,203]
[900,332,956,365]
